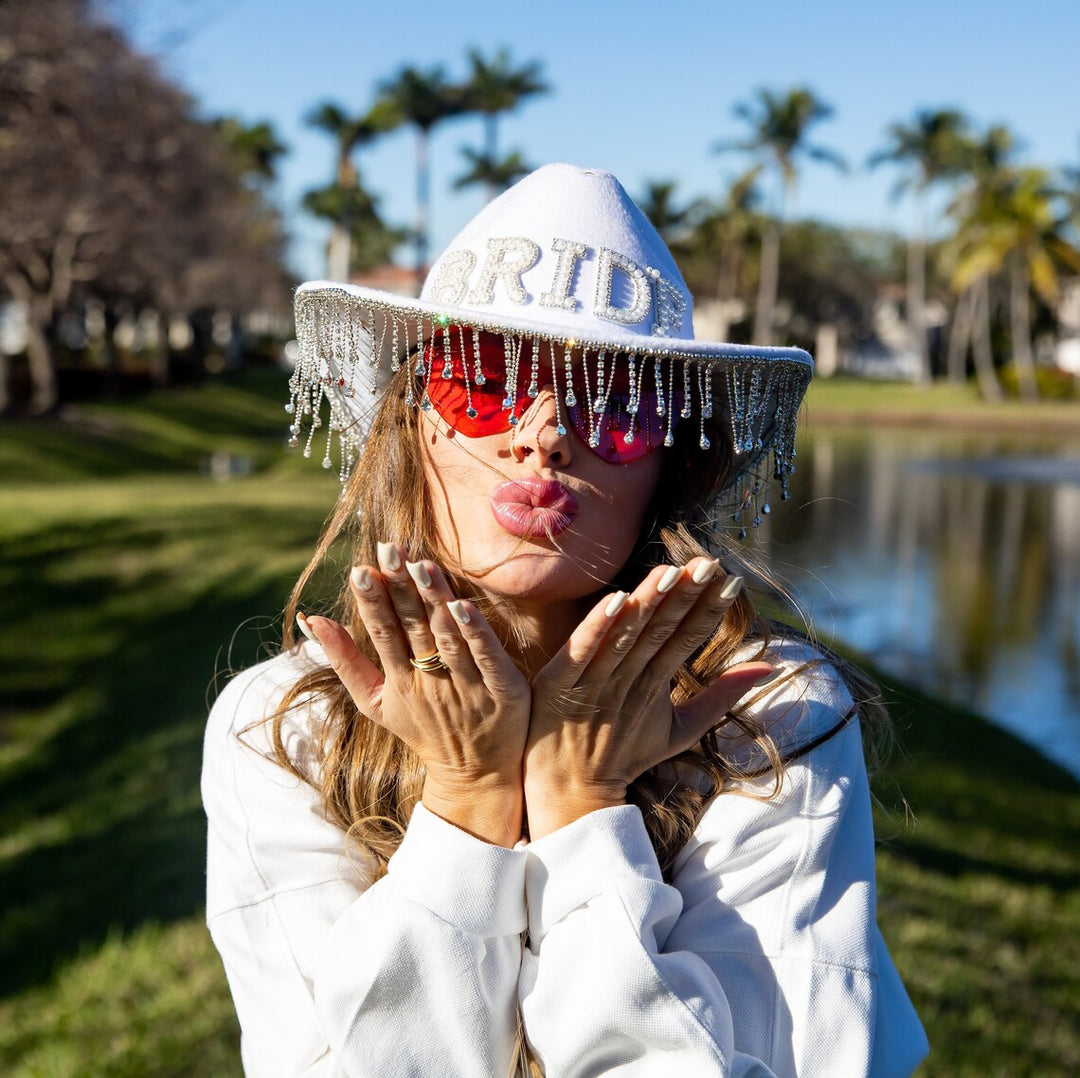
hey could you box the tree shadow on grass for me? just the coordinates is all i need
[0,499,318,999]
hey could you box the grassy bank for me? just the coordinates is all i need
[0,371,1077,1075]
[805,375,1080,435]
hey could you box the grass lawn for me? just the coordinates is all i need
[805,375,1080,435]
[0,369,1077,1075]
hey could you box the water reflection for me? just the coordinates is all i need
[756,428,1080,777]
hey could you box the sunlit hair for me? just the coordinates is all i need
[262,358,891,887]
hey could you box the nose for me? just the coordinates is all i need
[509,386,573,468]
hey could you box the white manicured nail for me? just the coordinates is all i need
[350,566,372,591]
[755,667,784,686]
[377,542,401,572]
[720,575,744,600]
[448,599,471,624]
[656,565,682,593]
[296,612,319,643]
[605,591,628,618]
[406,560,432,589]
[692,558,720,584]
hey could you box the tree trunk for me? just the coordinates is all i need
[146,309,170,386]
[946,287,975,384]
[24,311,58,414]
[415,130,430,295]
[0,351,9,414]
[4,273,59,414]
[907,232,931,384]
[972,275,1002,402]
[484,113,499,204]
[753,221,780,346]
[327,223,351,281]
[1009,252,1039,402]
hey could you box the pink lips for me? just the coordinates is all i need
[490,478,580,539]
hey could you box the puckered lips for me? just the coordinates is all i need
[489,477,580,539]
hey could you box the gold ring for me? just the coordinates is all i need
[409,651,447,672]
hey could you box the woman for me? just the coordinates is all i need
[203,164,928,1076]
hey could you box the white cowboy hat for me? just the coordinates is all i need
[289,163,812,522]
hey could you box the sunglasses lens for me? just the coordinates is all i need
[567,392,670,463]
[422,331,516,437]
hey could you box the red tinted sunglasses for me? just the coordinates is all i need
[418,328,683,463]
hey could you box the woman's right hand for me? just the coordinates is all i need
[301,542,530,847]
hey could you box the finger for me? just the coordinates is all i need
[667,662,776,755]
[587,559,720,682]
[349,560,413,675]
[642,569,744,683]
[444,597,527,695]
[375,541,440,663]
[401,559,480,679]
[538,588,630,689]
[299,613,385,725]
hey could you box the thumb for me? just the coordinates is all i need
[668,662,777,756]
[300,613,385,723]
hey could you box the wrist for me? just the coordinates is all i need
[422,773,524,847]
[524,776,627,840]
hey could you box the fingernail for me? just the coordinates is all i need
[605,591,628,618]
[656,565,682,593]
[448,599,471,624]
[377,542,401,572]
[755,667,784,686]
[296,612,320,643]
[720,575,744,600]
[692,558,720,585]
[350,566,372,591]
[406,560,432,589]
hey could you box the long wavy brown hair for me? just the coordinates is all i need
[263,361,890,883]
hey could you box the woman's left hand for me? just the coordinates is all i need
[524,558,773,839]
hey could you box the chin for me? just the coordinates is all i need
[466,539,624,604]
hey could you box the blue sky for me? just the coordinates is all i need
[127,0,1080,280]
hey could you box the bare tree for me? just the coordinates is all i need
[0,0,289,411]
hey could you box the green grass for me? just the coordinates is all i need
[805,375,1080,433]
[0,371,1077,1075]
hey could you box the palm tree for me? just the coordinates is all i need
[939,125,1016,396]
[949,162,1080,400]
[714,86,845,345]
[377,65,469,287]
[637,180,702,245]
[213,116,288,186]
[305,100,398,279]
[868,108,970,384]
[453,147,530,196]
[456,47,547,202]
[301,183,407,277]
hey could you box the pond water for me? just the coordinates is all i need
[751,425,1080,778]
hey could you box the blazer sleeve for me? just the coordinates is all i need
[202,650,528,1077]
[518,642,928,1078]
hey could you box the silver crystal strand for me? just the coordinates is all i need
[504,334,522,424]
[441,326,453,378]
[696,363,711,449]
[549,339,566,436]
[390,315,401,372]
[623,353,642,445]
[580,349,599,446]
[460,325,477,419]
[593,349,606,413]
[654,355,665,417]
[563,341,577,407]
[527,337,540,398]
[472,326,485,386]
[663,357,676,447]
